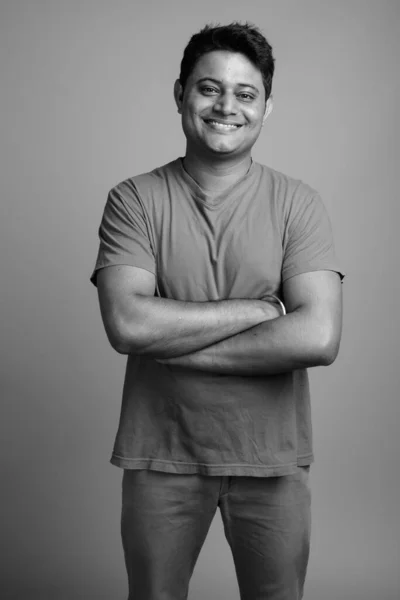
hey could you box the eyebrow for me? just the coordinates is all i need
[196,77,260,93]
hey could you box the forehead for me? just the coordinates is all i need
[189,50,263,88]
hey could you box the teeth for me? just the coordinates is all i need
[207,120,239,129]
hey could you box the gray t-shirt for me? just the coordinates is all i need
[91,158,344,477]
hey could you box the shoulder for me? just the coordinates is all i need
[110,158,182,200]
[254,163,323,231]
[255,162,318,202]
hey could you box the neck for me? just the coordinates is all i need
[182,149,252,193]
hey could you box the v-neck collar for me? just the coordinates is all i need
[177,157,255,211]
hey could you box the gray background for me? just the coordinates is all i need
[1,1,399,599]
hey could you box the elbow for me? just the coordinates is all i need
[105,317,145,355]
[113,330,149,356]
[105,328,130,355]
[111,338,130,355]
[98,292,153,355]
[319,349,337,367]
[309,317,342,367]
[318,337,341,366]
[292,310,342,368]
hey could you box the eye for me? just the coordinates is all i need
[200,86,218,95]
[237,92,255,101]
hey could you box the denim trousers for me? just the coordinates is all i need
[121,467,311,600]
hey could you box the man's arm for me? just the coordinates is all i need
[96,265,278,358]
[157,270,343,374]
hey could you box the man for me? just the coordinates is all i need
[91,22,344,600]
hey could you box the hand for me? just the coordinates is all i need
[259,295,285,320]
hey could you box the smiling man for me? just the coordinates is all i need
[91,23,344,600]
[178,50,272,160]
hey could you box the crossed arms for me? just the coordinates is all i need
[96,265,343,376]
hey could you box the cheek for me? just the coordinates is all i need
[183,104,201,125]
[248,117,264,134]
[185,93,211,115]
[245,104,265,127]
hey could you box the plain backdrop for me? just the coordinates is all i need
[1,1,399,599]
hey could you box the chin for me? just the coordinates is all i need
[207,142,239,154]
[210,147,235,154]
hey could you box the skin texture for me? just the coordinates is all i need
[96,50,343,373]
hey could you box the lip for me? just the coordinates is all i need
[202,118,243,133]
[203,118,243,127]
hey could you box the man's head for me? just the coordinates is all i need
[179,23,275,102]
[174,23,275,160]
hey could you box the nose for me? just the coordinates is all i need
[214,92,238,115]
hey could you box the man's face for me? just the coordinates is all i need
[175,50,272,160]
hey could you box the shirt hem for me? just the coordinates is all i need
[282,264,345,283]
[90,260,156,287]
[110,453,314,477]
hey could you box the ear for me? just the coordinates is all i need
[262,95,273,125]
[174,79,184,114]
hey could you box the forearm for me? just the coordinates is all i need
[158,308,339,375]
[116,296,276,358]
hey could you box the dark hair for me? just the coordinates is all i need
[179,22,275,100]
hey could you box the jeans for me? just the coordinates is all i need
[121,467,311,600]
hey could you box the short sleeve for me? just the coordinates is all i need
[90,181,156,287]
[281,190,345,283]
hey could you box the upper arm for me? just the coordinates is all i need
[283,270,343,363]
[90,182,158,350]
[282,191,345,284]
[96,265,156,351]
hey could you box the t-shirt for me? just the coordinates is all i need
[91,158,344,477]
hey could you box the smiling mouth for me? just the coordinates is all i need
[203,119,243,131]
